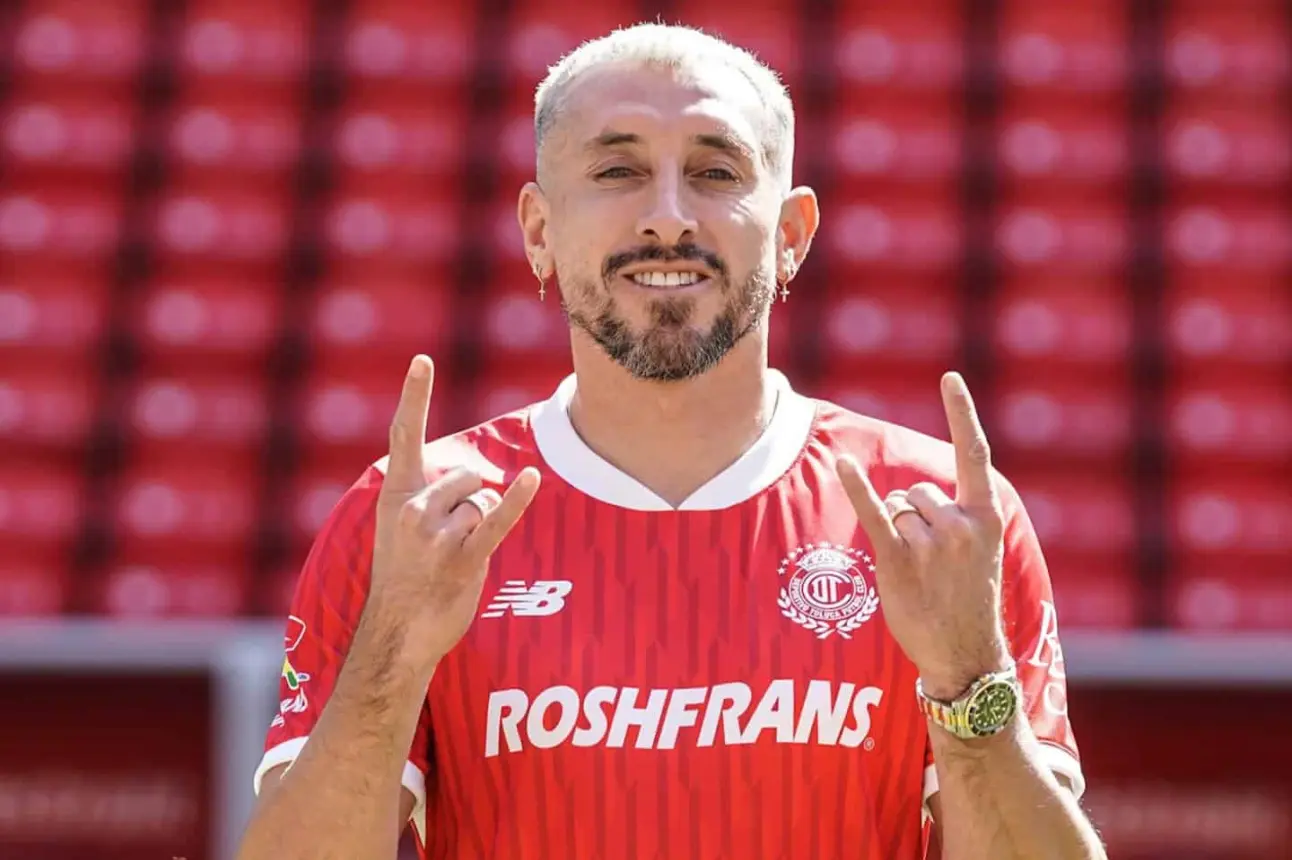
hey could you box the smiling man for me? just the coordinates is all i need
[236,23,1106,860]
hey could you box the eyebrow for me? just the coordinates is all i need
[584,129,756,162]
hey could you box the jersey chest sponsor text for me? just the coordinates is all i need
[485,679,885,757]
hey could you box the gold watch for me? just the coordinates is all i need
[917,664,1022,740]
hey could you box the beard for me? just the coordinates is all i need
[562,246,776,381]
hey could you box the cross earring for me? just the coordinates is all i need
[532,261,546,301]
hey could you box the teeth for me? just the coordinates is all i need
[630,271,703,287]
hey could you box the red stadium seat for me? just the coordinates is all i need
[170,0,312,95]
[813,372,950,442]
[335,0,478,92]
[9,0,149,91]
[824,193,964,276]
[1046,553,1140,630]
[147,183,292,271]
[668,0,805,92]
[1010,469,1138,558]
[993,197,1130,275]
[1164,375,1292,466]
[95,559,249,618]
[1167,473,1292,559]
[0,273,110,366]
[0,367,97,452]
[116,374,270,464]
[108,461,260,560]
[328,93,469,190]
[127,272,284,372]
[481,186,531,265]
[477,285,575,360]
[1162,101,1292,189]
[818,281,962,369]
[1163,4,1291,96]
[501,0,643,91]
[1163,201,1292,273]
[1161,275,1291,368]
[989,277,1134,367]
[994,106,1130,190]
[0,552,71,617]
[306,276,454,370]
[465,364,573,430]
[0,92,137,178]
[319,189,461,276]
[832,3,965,94]
[0,183,124,274]
[1168,559,1292,631]
[987,371,1135,462]
[160,91,304,182]
[828,97,964,190]
[293,366,457,472]
[279,459,363,555]
[0,466,86,548]
[996,1,1129,102]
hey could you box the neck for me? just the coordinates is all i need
[565,331,775,508]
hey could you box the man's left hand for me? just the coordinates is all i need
[837,372,1012,701]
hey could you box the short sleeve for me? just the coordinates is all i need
[997,476,1085,798]
[251,465,433,834]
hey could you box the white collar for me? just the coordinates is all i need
[530,370,816,511]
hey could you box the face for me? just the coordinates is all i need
[519,62,819,381]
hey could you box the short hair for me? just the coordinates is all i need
[533,23,796,190]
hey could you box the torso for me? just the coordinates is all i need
[415,379,937,859]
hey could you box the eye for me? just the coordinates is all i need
[594,166,635,179]
[697,167,738,181]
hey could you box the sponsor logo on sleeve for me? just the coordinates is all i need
[1026,599,1068,717]
[271,616,311,729]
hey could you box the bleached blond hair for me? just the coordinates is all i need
[533,23,796,190]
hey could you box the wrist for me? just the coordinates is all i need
[917,646,1014,702]
[352,608,443,687]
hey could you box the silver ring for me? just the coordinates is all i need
[460,489,496,518]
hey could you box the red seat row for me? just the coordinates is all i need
[6,0,1288,94]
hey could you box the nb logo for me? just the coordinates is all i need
[481,580,573,618]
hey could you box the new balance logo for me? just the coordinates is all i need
[481,580,573,618]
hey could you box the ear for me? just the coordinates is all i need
[776,186,820,284]
[518,181,552,276]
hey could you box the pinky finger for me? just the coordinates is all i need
[462,467,543,560]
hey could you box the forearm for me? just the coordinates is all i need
[236,620,432,860]
[931,715,1105,860]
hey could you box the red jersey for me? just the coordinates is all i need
[255,371,1083,859]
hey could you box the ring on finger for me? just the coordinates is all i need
[460,489,498,518]
[885,497,925,522]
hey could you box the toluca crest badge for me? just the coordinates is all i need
[777,543,880,640]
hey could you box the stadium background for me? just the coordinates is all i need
[0,0,1289,858]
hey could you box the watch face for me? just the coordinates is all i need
[966,682,1019,737]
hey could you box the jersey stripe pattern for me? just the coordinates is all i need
[259,398,1081,860]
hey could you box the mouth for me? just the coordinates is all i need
[618,266,714,291]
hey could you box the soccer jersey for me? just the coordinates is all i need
[255,370,1083,859]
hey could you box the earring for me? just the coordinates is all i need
[532,261,546,301]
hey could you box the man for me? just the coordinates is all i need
[237,23,1105,860]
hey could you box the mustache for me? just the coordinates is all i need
[602,244,727,282]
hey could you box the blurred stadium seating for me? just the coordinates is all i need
[0,1,1289,859]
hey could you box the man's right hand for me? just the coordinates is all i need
[362,354,541,673]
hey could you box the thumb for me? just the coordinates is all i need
[836,455,900,554]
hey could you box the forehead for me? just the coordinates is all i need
[555,62,769,157]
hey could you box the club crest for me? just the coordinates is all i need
[777,543,880,640]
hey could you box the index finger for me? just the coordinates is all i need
[384,355,434,494]
[941,371,996,509]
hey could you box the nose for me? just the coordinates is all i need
[635,171,698,247]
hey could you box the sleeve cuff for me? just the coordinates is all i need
[252,736,428,838]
